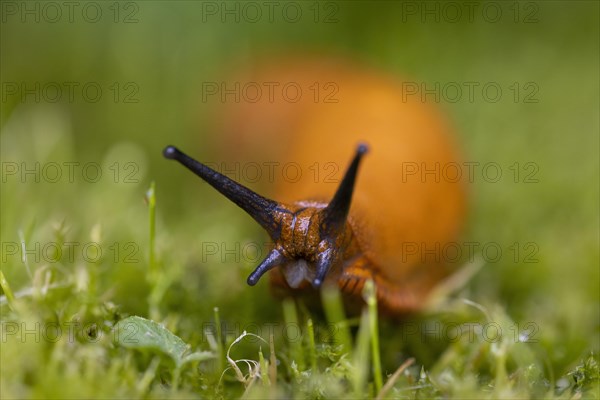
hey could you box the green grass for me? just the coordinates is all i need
[0,174,597,398]
[1,1,599,398]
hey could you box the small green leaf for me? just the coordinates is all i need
[113,316,213,368]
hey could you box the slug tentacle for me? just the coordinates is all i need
[247,247,286,286]
[311,144,369,287]
[163,145,283,238]
[313,246,334,287]
[319,143,368,237]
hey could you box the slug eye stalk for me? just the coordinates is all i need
[314,143,368,287]
[163,145,282,237]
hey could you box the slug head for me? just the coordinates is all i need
[163,143,368,289]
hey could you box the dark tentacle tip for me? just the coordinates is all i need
[357,143,369,155]
[163,145,180,160]
[247,275,260,286]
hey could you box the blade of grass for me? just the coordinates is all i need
[145,181,159,319]
[321,285,352,353]
[18,229,33,280]
[136,356,160,395]
[0,269,16,309]
[146,181,157,278]
[282,299,304,371]
[214,307,224,373]
[363,279,383,393]
[353,309,370,397]
[258,347,269,387]
[269,330,277,392]
[172,367,181,393]
[306,318,317,372]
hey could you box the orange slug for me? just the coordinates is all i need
[164,58,466,315]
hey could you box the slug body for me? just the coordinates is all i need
[166,58,466,314]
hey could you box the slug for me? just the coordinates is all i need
[165,58,466,314]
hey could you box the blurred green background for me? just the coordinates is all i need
[1,1,598,397]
